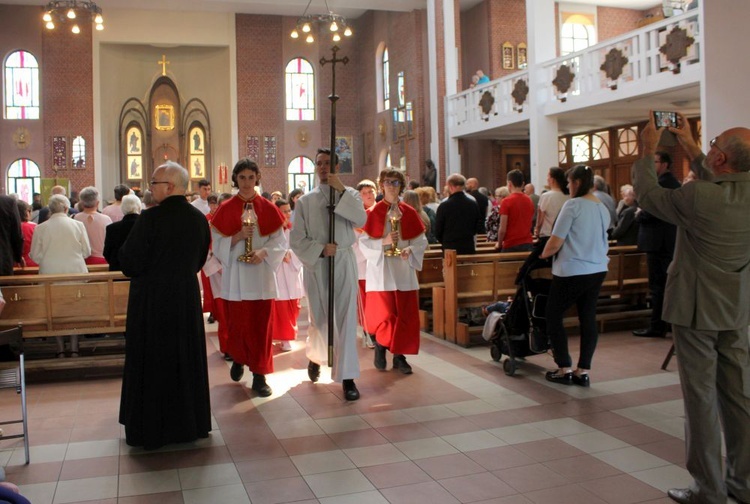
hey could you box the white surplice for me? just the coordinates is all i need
[276,228,304,301]
[212,223,286,301]
[290,185,367,382]
[359,222,428,293]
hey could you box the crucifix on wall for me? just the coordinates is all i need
[157,54,170,76]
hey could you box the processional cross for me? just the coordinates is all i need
[320,45,349,366]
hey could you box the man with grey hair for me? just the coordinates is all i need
[103,194,141,271]
[73,186,112,265]
[119,161,212,450]
[592,175,616,229]
[634,113,750,504]
[435,173,483,254]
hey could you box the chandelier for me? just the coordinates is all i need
[290,0,352,43]
[42,0,104,34]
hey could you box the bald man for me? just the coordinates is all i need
[119,162,212,450]
[465,177,488,232]
[634,114,750,504]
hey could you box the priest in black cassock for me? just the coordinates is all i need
[118,161,212,450]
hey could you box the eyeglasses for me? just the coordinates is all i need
[149,180,169,186]
[382,180,401,187]
[710,136,726,157]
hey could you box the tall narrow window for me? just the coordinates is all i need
[6,159,41,204]
[560,13,596,56]
[382,48,390,110]
[287,156,315,195]
[285,58,315,121]
[4,50,40,119]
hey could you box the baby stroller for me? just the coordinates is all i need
[489,245,552,376]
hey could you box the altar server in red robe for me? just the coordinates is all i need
[211,159,286,397]
[360,168,427,374]
[271,199,304,351]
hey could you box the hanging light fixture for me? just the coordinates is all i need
[290,0,353,43]
[42,0,104,33]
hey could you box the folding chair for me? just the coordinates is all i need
[0,325,29,464]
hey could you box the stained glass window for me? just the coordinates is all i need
[287,156,315,195]
[383,48,390,110]
[7,158,40,204]
[285,58,315,121]
[4,50,40,119]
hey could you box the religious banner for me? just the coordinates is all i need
[264,136,277,168]
[53,136,67,170]
[218,163,228,185]
[246,136,260,162]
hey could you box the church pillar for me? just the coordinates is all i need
[699,0,750,147]
[526,0,558,190]
[427,0,440,185]
[442,0,461,178]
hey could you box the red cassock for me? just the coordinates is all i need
[271,299,300,341]
[362,201,425,355]
[211,195,285,375]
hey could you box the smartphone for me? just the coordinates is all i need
[653,111,678,128]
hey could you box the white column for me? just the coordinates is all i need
[443,0,461,177]
[427,0,440,184]
[526,0,558,190]
[699,0,750,148]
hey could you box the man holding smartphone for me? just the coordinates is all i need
[633,112,750,504]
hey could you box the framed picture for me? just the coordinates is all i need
[264,136,277,168]
[335,136,353,174]
[517,43,528,69]
[189,127,204,154]
[190,155,205,179]
[53,136,67,170]
[502,41,515,70]
[126,127,142,155]
[155,105,175,131]
[127,156,142,180]
[72,135,85,169]
[246,136,260,161]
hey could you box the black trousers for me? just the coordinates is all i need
[546,271,607,369]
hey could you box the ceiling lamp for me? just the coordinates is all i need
[290,0,353,43]
[42,0,104,33]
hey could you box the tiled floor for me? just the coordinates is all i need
[0,314,732,503]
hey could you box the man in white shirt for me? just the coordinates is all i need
[191,179,211,215]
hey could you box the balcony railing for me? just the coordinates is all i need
[447,9,701,137]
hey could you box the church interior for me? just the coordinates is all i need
[0,0,748,502]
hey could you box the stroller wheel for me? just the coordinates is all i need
[490,343,502,362]
[503,358,517,376]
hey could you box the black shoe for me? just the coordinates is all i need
[307,361,320,383]
[207,314,216,324]
[230,362,244,382]
[392,354,413,374]
[632,328,666,338]
[572,373,590,387]
[667,488,701,504]
[374,343,387,371]
[251,374,273,397]
[728,489,750,504]
[545,370,573,385]
[343,379,360,401]
[223,353,233,361]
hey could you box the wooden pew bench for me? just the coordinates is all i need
[417,250,444,330]
[435,246,651,347]
[0,272,130,370]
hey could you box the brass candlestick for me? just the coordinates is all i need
[383,203,402,257]
[238,202,257,263]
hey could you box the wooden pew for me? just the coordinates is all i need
[417,250,444,330]
[0,272,130,370]
[437,246,651,347]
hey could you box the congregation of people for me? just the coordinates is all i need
[2,113,750,504]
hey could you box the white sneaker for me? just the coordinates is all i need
[280,341,293,352]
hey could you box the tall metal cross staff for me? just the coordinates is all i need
[320,45,348,366]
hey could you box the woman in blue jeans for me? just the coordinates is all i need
[539,165,610,386]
